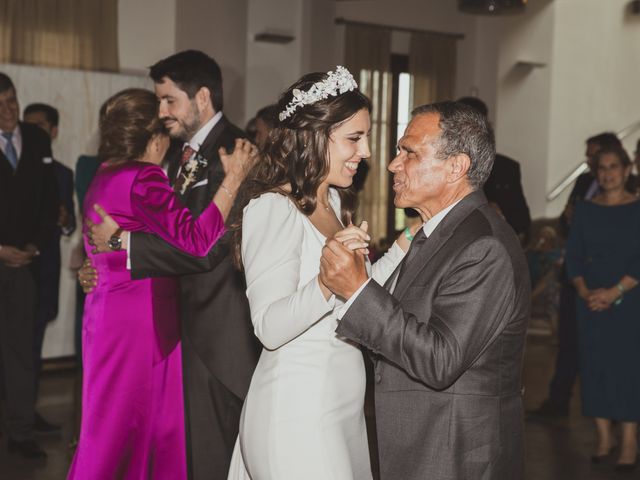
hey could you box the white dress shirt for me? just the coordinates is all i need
[0,124,22,161]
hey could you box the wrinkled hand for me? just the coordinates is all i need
[334,221,370,254]
[86,204,121,254]
[319,238,368,299]
[219,138,258,186]
[0,245,34,267]
[78,257,98,293]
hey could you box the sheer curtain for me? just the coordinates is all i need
[0,0,119,71]
[409,32,457,107]
[344,24,392,241]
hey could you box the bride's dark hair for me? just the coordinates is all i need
[231,71,372,268]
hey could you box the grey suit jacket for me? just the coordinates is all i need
[336,191,530,480]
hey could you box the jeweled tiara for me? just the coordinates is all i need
[278,66,358,122]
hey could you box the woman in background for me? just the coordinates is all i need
[566,145,640,472]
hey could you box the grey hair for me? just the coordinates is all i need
[411,101,495,189]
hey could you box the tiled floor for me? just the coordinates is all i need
[1,333,636,479]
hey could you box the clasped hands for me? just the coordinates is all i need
[0,243,39,268]
[319,222,370,300]
[577,285,621,312]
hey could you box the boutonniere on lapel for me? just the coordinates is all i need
[178,152,208,194]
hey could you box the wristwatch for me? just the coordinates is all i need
[107,228,124,251]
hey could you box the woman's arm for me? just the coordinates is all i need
[131,166,225,257]
[242,194,335,350]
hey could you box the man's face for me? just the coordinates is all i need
[388,113,449,217]
[0,87,19,132]
[24,111,57,139]
[155,77,201,141]
[585,142,600,171]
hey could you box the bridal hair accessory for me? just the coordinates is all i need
[278,66,358,121]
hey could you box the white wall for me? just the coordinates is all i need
[1,63,150,358]
[244,0,305,121]
[545,0,640,216]
[118,0,177,73]
[492,0,555,219]
[175,0,249,125]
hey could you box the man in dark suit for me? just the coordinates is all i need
[23,103,76,434]
[320,101,530,479]
[457,97,531,242]
[83,51,260,479]
[0,73,58,459]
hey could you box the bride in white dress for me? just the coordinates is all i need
[227,67,414,480]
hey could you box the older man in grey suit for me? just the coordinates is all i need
[320,101,530,480]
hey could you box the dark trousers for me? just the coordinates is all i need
[0,264,37,441]
[33,304,49,396]
[548,275,579,409]
[182,334,243,480]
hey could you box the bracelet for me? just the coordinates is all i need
[403,227,414,242]
[614,283,625,306]
[220,184,235,199]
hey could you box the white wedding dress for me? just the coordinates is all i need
[227,191,404,480]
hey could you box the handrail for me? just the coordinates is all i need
[546,118,640,201]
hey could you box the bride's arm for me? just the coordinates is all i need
[242,194,335,350]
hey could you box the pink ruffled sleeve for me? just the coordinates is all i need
[130,165,225,257]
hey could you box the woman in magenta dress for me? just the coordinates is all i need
[67,89,251,479]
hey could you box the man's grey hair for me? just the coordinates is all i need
[412,101,495,189]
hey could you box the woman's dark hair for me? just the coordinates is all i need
[231,71,372,268]
[98,88,166,163]
[594,145,632,169]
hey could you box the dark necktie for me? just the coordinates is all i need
[173,145,196,193]
[2,132,18,170]
[397,227,428,281]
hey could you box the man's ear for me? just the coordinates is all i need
[50,125,59,141]
[448,153,471,183]
[195,86,212,112]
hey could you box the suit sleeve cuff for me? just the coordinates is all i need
[126,232,132,270]
[335,278,371,320]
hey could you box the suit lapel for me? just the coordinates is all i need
[169,115,230,199]
[391,191,489,298]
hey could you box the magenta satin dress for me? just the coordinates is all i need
[68,161,225,480]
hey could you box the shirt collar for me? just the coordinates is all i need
[422,199,463,238]
[184,111,223,152]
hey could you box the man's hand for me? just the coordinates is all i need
[78,257,98,293]
[319,238,368,299]
[58,205,72,229]
[86,204,125,254]
[0,245,33,267]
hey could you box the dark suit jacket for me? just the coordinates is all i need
[483,153,531,238]
[38,160,76,321]
[129,115,260,399]
[0,122,58,251]
[337,191,530,480]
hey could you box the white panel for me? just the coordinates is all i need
[1,63,151,358]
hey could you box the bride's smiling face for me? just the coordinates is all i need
[324,109,371,188]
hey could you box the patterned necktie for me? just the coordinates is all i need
[397,227,428,281]
[173,145,196,192]
[2,132,18,170]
